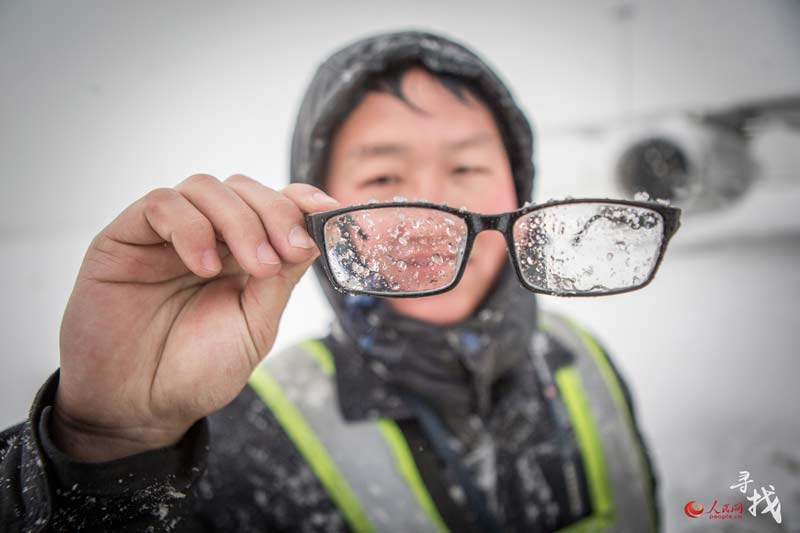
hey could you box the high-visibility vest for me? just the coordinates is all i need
[247,310,658,533]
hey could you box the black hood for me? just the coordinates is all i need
[290,30,535,206]
[289,29,539,445]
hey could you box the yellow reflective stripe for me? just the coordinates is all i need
[301,338,335,375]
[248,366,376,533]
[562,318,631,443]
[554,365,614,528]
[563,316,658,531]
[377,419,450,533]
[301,338,448,532]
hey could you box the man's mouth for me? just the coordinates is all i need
[401,253,456,266]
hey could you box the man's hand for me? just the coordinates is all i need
[52,174,341,462]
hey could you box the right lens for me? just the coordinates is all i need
[512,202,665,295]
[323,206,468,295]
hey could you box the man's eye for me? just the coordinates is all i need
[452,166,486,175]
[363,175,400,187]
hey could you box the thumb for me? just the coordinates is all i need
[238,249,321,360]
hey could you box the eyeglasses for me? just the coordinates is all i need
[305,198,682,298]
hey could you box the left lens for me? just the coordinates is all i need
[512,202,664,295]
[323,206,468,295]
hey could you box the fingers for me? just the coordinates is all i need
[175,174,284,279]
[101,174,342,282]
[223,175,341,265]
[278,182,342,214]
[103,188,222,279]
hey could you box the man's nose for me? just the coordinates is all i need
[407,173,449,205]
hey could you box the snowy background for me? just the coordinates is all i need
[1,1,799,531]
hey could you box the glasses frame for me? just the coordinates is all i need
[305,197,682,298]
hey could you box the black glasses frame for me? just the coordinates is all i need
[305,197,682,298]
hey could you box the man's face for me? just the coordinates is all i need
[324,67,518,325]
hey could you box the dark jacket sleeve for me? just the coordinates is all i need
[0,369,211,532]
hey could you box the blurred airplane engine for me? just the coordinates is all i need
[541,96,799,215]
[610,115,758,214]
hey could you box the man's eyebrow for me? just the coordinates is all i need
[446,132,494,151]
[348,143,408,160]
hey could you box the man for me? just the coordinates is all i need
[1,30,660,532]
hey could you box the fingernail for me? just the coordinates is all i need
[202,249,221,272]
[289,225,315,249]
[256,241,281,264]
[312,191,339,205]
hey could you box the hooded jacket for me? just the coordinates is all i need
[0,30,660,533]
[289,29,540,452]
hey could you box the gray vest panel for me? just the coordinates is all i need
[539,310,657,533]
[261,343,442,533]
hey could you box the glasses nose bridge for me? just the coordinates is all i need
[473,212,510,234]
